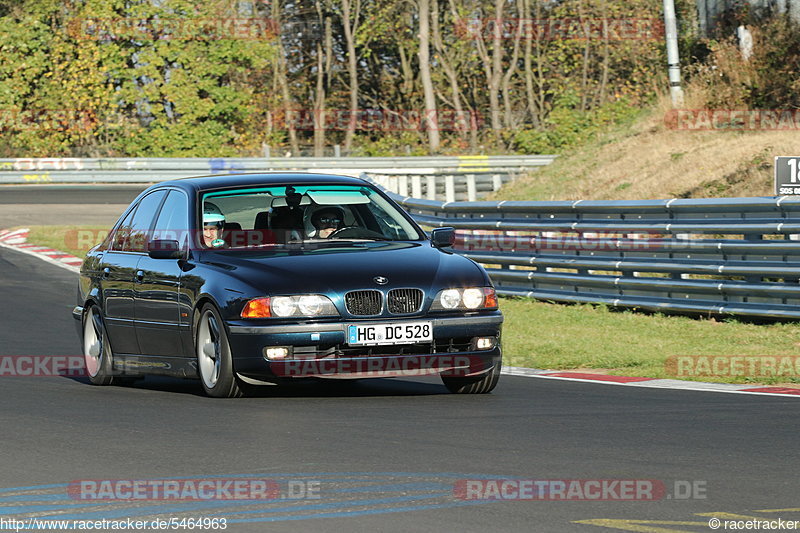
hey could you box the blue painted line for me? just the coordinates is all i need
[0,494,70,503]
[226,499,495,523]
[36,493,453,522]
[0,484,66,494]
[331,482,450,493]
[0,502,116,514]
[210,492,452,517]
[33,499,277,521]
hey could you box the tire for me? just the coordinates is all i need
[82,305,115,386]
[441,360,501,394]
[195,304,246,398]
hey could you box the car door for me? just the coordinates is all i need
[100,207,141,355]
[134,189,190,357]
[102,190,167,355]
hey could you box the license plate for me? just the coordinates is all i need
[347,321,433,346]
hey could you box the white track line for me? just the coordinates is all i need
[502,367,800,398]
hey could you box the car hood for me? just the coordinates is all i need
[200,242,487,295]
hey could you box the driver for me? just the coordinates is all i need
[311,206,345,238]
[203,203,226,248]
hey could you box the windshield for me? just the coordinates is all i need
[200,184,422,249]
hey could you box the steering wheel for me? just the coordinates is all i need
[328,226,386,240]
[327,226,358,239]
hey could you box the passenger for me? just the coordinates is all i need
[311,207,345,238]
[203,203,226,248]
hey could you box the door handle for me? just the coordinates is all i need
[102,267,110,278]
[135,270,144,282]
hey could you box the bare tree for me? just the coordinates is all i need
[341,0,361,153]
[474,0,505,131]
[418,0,441,152]
[272,0,299,155]
[432,0,470,144]
[501,0,525,129]
[312,0,333,156]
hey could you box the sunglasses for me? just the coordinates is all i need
[318,217,341,225]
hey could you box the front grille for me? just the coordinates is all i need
[387,288,423,314]
[345,290,383,315]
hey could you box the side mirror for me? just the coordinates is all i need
[431,227,456,249]
[147,239,183,259]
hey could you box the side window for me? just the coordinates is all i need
[110,208,136,251]
[123,190,167,253]
[153,190,189,245]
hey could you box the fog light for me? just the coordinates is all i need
[475,337,495,350]
[265,347,290,360]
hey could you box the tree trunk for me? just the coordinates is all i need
[341,0,360,153]
[522,0,540,127]
[432,0,467,140]
[501,0,524,129]
[417,0,440,152]
[312,1,331,157]
[488,0,505,131]
[273,0,299,155]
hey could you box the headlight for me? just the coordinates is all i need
[462,288,484,309]
[271,296,296,317]
[297,295,325,315]
[241,295,338,318]
[440,289,461,309]
[431,287,498,311]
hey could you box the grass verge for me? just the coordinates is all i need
[501,297,800,386]
[24,225,107,259]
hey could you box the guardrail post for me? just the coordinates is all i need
[492,174,503,191]
[426,175,437,200]
[398,175,409,197]
[467,174,477,202]
[445,175,456,203]
[411,175,423,199]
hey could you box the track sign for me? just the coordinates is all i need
[775,156,800,195]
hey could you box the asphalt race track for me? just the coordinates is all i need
[0,244,799,532]
[0,185,146,227]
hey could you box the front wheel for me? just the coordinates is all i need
[195,304,246,398]
[441,360,501,394]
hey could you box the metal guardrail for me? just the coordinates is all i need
[386,192,800,319]
[0,156,555,201]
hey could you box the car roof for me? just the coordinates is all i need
[151,172,372,194]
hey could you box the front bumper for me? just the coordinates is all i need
[228,313,502,381]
